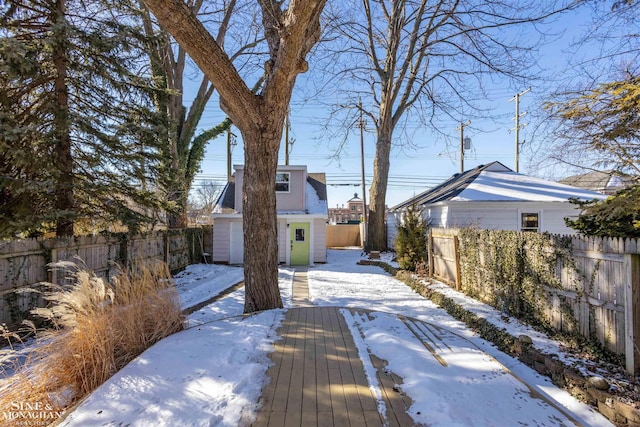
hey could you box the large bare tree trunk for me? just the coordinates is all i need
[241,115,284,312]
[367,125,392,251]
[143,0,325,312]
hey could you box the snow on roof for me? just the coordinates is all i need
[452,170,608,202]
[212,172,327,215]
[390,161,607,211]
[305,180,328,215]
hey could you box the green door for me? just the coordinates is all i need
[290,222,310,265]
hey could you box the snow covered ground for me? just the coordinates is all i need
[58,249,612,426]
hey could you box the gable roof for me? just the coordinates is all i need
[305,173,328,215]
[213,175,236,214]
[559,170,634,194]
[308,173,327,204]
[390,161,606,211]
[213,172,328,214]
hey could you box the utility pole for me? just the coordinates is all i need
[358,98,368,250]
[226,126,236,181]
[285,110,290,165]
[457,120,471,173]
[227,127,232,181]
[510,88,530,173]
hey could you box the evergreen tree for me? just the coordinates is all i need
[566,186,640,237]
[0,16,56,237]
[0,0,167,238]
[394,204,429,271]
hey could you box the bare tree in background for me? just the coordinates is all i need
[188,180,225,223]
[535,1,640,177]
[319,0,574,251]
[140,0,262,228]
[142,0,326,312]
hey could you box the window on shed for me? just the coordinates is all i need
[520,212,539,232]
[275,172,290,192]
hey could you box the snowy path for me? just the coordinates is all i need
[54,250,612,426]
[343,309,577,426]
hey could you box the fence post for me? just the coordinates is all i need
[164,231,170,266]
[49,248,58,285]
[453,235,461,291]
[624,253,640,374]
[428,229,434,276]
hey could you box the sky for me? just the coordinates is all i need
[55,249,613,426]
[188,4,597,209]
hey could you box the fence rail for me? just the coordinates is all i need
[0,227,212,329]
[429,228,640,374]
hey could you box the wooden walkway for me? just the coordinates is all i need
[253,269,414,427]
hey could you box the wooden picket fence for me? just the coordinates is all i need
[429,227,640,373]
[0,227,213,329]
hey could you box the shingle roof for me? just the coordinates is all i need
[214,176,236,213]
[390,161,606,211]
[391,162,511,210]
[307,173,327,202]
[213,172,328,214]
[559,170,634,194]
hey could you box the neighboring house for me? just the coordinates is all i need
[387,161,607,248]
[328,193,367,224]
[559,170,634,195]
[212,165,328,265]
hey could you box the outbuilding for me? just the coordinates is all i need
[387,162,607,248]
[212,164,328,265]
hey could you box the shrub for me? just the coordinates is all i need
[0,261,184,424]
[565,185,640,237]
[394,204,429,271]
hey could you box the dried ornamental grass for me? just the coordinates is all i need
[0,261,185,426]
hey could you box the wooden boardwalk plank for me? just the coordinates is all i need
[315,308,332,414]
[301,305,318,425]
[332,309,368,426]
[254,269,412,427]
[271,308,299,412]
[285,307,305,426]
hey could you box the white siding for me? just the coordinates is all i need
[313,218,327,263]
[212,219,231,263]
[446,204,519,230]
[441,201,582,234]
[214,214,325,266]
[385,201,583,244]
[386,212,399,249]
[278,219,287,263]
[229,221,244,264]
[434,206,448,228]
[538,204,582,234]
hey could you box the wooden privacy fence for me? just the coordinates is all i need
[429,227,640,374]
[326,224,364,247]
[0,227,212,329]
